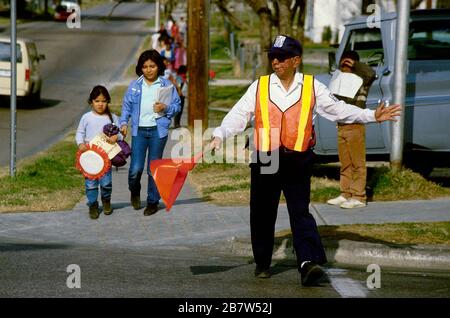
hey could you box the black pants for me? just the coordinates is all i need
[250,148,327,271]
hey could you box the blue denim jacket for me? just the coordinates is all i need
[119,75,181,138]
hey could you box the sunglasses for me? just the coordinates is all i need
[268,53,295,62]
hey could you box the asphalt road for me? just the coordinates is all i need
[1,237,449,298]
[0,2,154,166]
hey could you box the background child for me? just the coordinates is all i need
[173,65,187,128]
[76,85,121,219]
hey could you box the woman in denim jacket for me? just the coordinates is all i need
[120,50,181,216]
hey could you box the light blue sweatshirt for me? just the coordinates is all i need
[76,111,121,145]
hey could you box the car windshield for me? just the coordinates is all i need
[0,42,22,63]
[344,28,384,66]
[408,20,450,60]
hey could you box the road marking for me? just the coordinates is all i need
[327,268,368,298]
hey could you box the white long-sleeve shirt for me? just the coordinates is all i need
[76,111,121,145]
[213,72,376,141]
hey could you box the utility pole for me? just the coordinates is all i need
[155,0,160,32]
[390,0,410,171]
[10,0,17,177]
[187,0,209,129]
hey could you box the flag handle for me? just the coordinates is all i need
[193,141,216,163]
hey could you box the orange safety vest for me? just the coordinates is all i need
[254,74,316,152]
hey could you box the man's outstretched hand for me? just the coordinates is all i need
[375,101,402,122]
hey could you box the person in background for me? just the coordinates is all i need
[173,65,187,129]
[160,38,175,67]
[119,50,181,216]
[326,50,377,209]
[174,40,187,71]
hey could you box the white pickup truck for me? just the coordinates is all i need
[314,9,450,175]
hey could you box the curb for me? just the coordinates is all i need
[229,237,450,271]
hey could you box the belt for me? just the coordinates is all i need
[138,126,157,129]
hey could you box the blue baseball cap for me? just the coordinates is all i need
[268,35,303,60]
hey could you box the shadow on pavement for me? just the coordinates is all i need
[275,228,416,251]
[0,242,72,252]
[0,97,61,110]
[190,264,246,276]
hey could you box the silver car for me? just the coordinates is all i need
[314,9,450,175]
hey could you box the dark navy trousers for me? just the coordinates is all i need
[250,148,327,271]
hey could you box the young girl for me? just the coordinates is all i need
[76,85,121,220]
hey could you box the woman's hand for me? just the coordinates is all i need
[107,134,118,144]
[120,125,128,137]
[375,101,402,122]
[154,102,167,113]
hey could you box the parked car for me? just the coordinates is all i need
[314,9,450,175]
[0,37,45,104]
[54,5,73,21]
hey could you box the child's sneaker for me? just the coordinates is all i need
[89,202,99,219]
[102,200,113,215]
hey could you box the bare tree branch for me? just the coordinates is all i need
[213,0,248,30]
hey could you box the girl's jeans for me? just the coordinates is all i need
[85,169,112,207]
[128,127,168,205]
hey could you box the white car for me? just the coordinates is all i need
[0,37,45,104]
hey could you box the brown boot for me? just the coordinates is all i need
[89,203,99,220]
[102,200,113,215]
[143,203,159,216]
[131,194,141,210]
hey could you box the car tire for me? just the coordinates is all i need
[26,89,41,106]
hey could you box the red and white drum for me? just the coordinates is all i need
[76,144,111,180]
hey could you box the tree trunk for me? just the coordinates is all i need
[277,0,292,35]
[295,0,306,44]
[295,0,306,72]
[436,0,450,8]
[246,0,273,74]
[361,0,376,13]
[411,0,424,9]
[214,0,247,30]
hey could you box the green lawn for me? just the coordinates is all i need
[275,221,450,246]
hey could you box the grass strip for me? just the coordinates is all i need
[0,133,84,213]
[275,221,450,246]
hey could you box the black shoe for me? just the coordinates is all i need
[254,266,271,279]
[131,194,141,210]
[143,203,159,216]
[102,200,113,215]
[300,262,325,286]
[89,203,99,220]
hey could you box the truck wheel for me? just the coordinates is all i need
[404,156,434,178]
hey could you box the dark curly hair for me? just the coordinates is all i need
[88,85,113,122]
[340,50,360,62]
[135,50,165,77]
